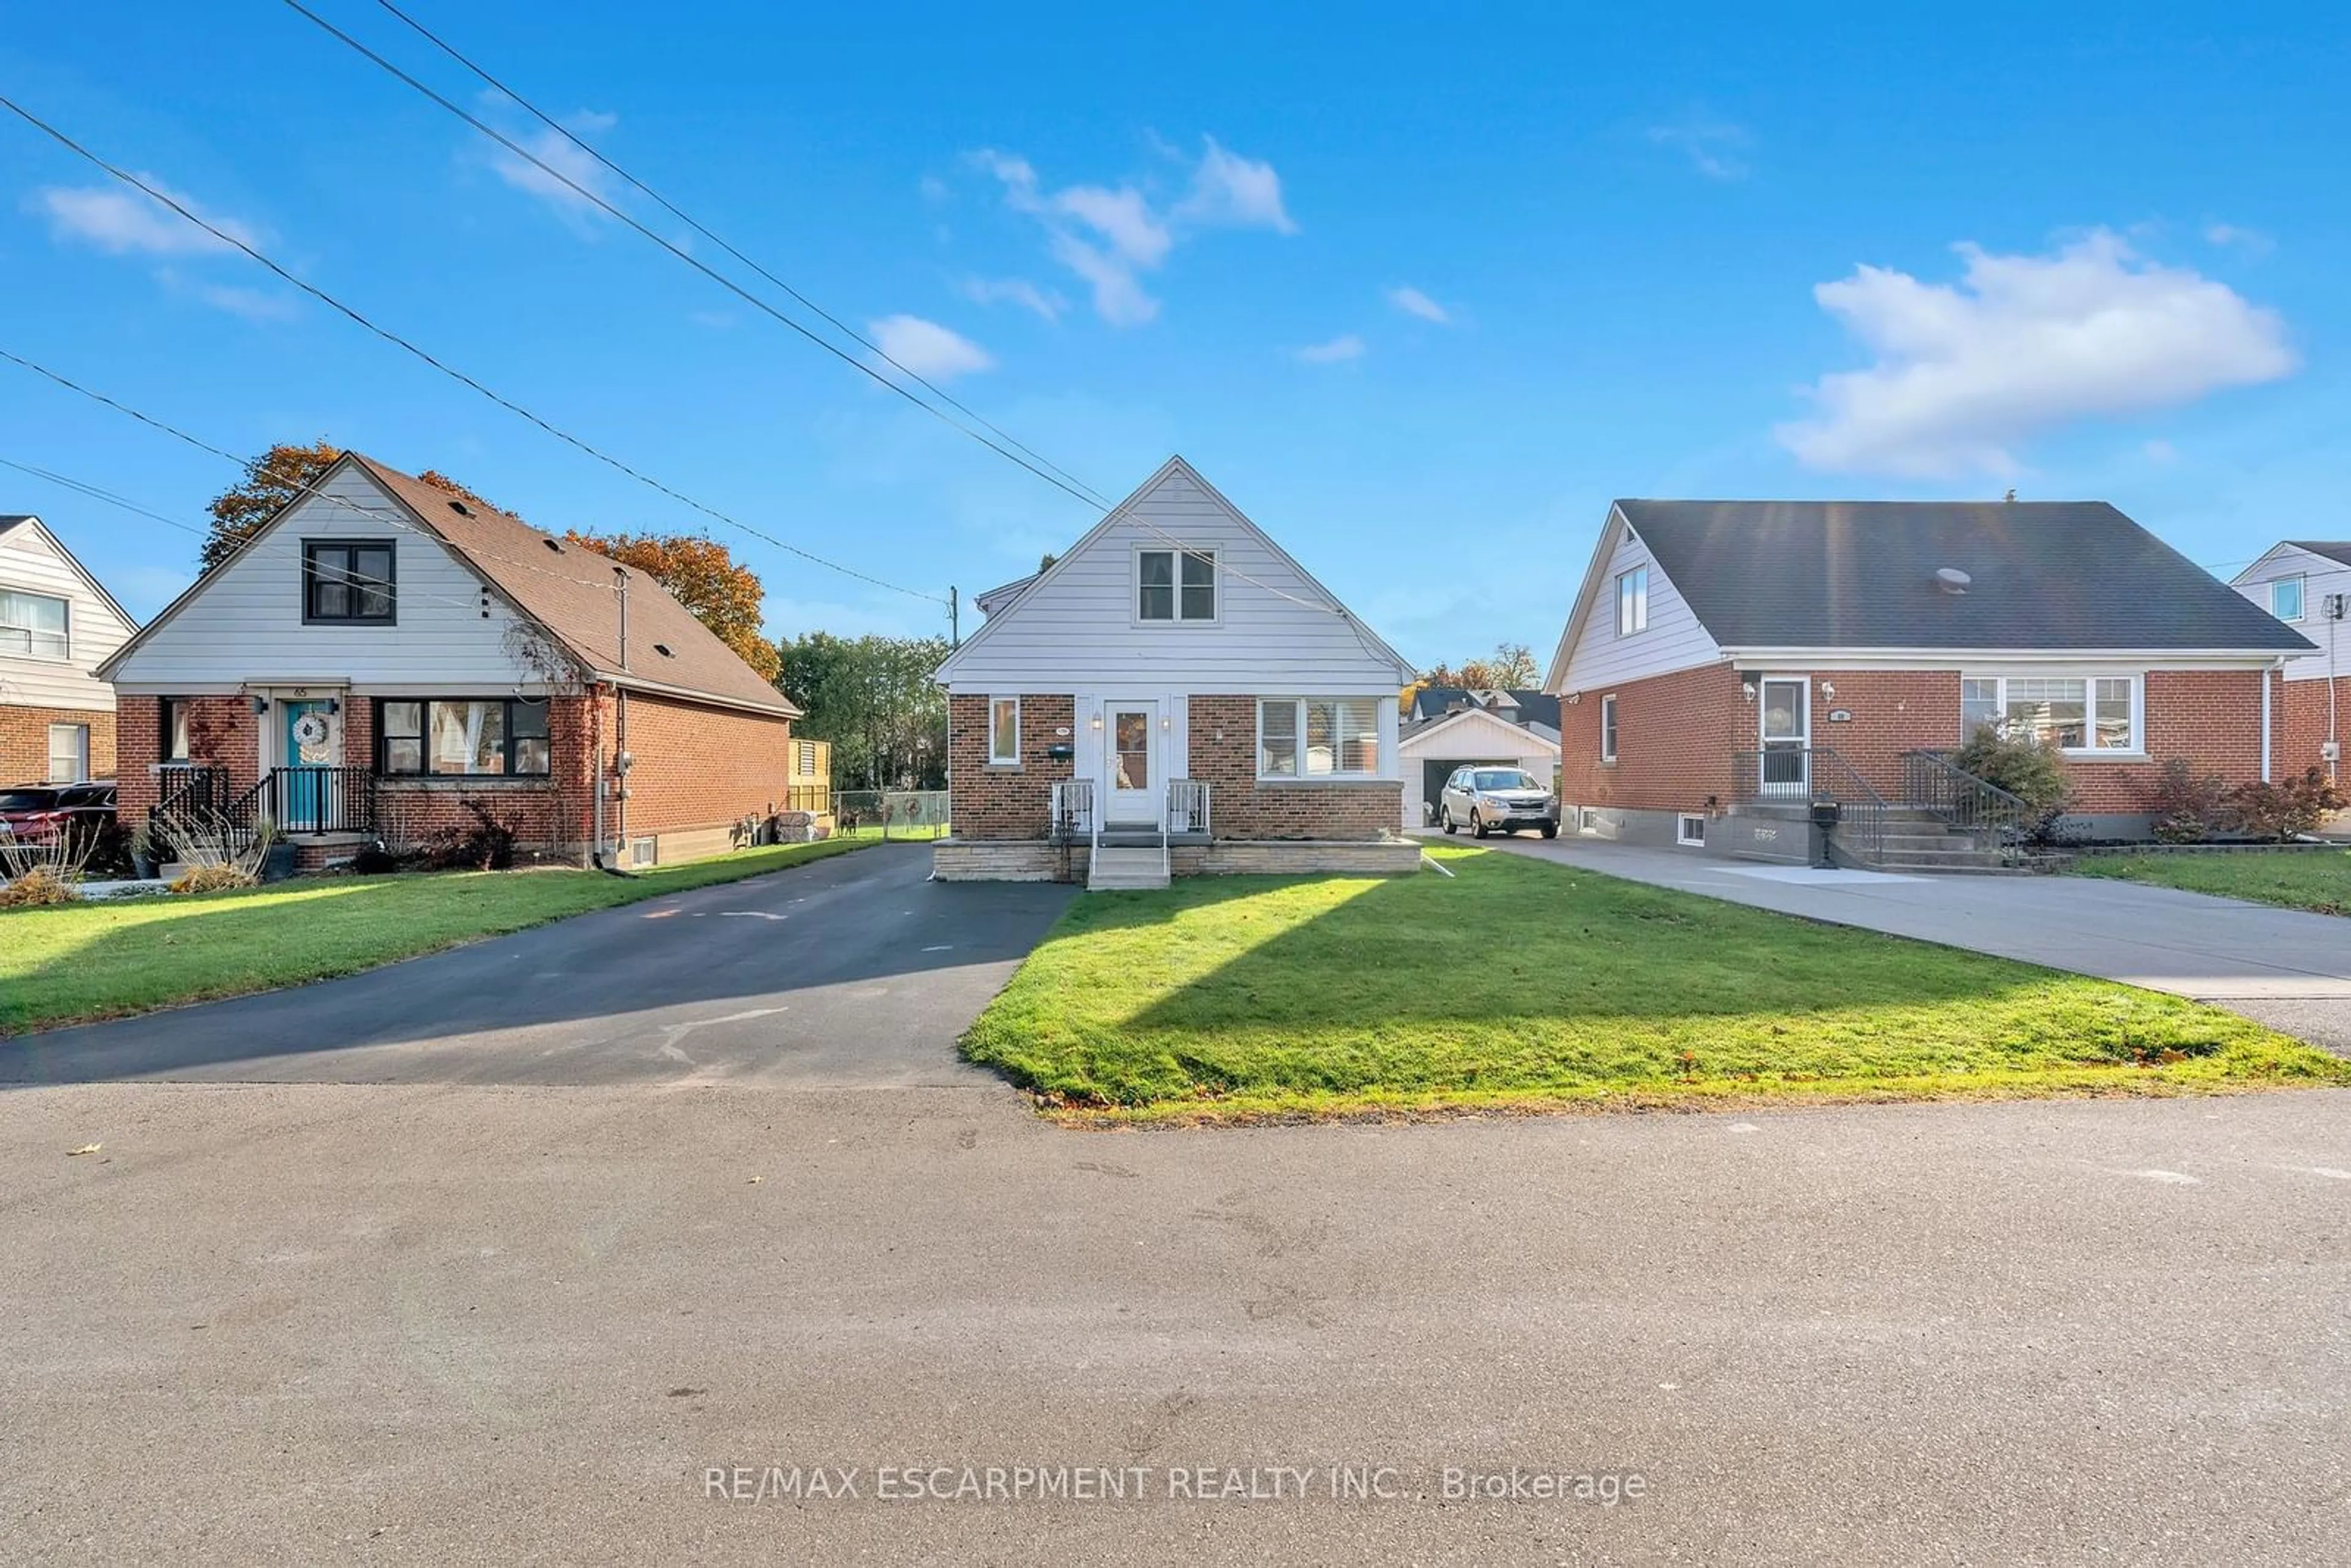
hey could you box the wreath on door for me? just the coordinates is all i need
[292,713,331,747]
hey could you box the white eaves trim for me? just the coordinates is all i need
[1544,501,1634,694]
[1400,703,1561,757]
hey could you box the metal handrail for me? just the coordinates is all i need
[1900,749,2033,835]
[1731,746,1889,868]
[1167,779,1210,836]
[227,765,378,836]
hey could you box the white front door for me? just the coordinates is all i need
[1758,677,1810,798]
[1105,702,1157,823]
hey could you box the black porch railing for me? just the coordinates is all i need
[227,766,378,836]
[1900,749,2032,836]
[1731,746,1889,868]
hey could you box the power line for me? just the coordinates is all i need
[275,0,1112,516]
[0,454,208,536]
[0,92,948,606]
[358,0,1112,511]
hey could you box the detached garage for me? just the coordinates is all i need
[1398,691,1561,827]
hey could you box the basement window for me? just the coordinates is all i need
[1678,814,1706,847]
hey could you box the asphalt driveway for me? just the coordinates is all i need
[0,843,1076,1087]
[1464,833,2351,1050]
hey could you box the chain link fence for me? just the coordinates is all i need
[833,789,952,841]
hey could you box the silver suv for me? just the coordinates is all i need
[1438,767,1559,839]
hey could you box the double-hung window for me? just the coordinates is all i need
[1599,695,1620,762]
[0,588,69,659]
[2271,576,2306,622]
[1615,566,1649,637]
[1257,697,1378,778]
[304,539,396,623]
[1962,674,2139,754]
[377,697,550,776]
[159,698,193,763]
[1138,548,1217,622]
[987,696,1021,765]
[46,723,89,784]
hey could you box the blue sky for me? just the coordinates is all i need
[4,2,2345,666]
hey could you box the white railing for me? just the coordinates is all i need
[1049,779,1096,841]
[1167,779,1210,836]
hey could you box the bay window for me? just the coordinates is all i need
[1961,674,2139,754]
[1257,697,1379,779]
[377,697,550,777]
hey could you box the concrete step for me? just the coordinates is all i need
[1087,847,1169,891]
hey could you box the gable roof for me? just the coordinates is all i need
[1605,499,2312,655]
[2282,541,2351,570]
[1406,686,1561,731]
[1398,702,1561,757]
[0,514,140,634]
[934,454,1412,685]
[99,454,797,716]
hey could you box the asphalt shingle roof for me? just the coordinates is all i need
[2285,541,2351,570]
[1616,499,2313,653]
[1406,688,1561,730]
[351,456,798,717]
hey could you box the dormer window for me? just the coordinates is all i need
[1139,547,1216,623]
[304,539,396,623]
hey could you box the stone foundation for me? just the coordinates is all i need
[931,837,1423,883]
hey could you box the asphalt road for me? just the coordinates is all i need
[5,1082,2349,1564]
[0,842,1074,1087]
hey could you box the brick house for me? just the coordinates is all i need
[1544,499,2315,867]
[1,515,137,784]
[932,456,1418,887]
[2232,542,2350,794]
[99,452,800,869]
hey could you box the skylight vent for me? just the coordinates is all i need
[1934,567,1972,595]
[447,499,471,517]
[653,642,675,658]
[543,537,564,552]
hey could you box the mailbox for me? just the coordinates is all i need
[1044,743,1075,761]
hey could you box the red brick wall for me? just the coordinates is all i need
[114,696,258,819]
[948,692,1074,839]
[604,689,796,841]
[1559,662,2281,816]
[1557,662,1745,813]
[2279,675,2349,781]
[946,693,1401,841]
[0,703,117,782]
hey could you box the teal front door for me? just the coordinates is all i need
[282,700,335,831]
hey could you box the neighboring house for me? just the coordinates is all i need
[100,452,801,869]
[932,456,1418,887]
[1398,687,1561,825]
[1545,499,2314,865]
[2232,542,2350,786]
[1,514,137,784]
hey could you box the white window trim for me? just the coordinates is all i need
[0,587,72,663]
[2271,574,2307,622]
[1676,813,1706,847]
[1599,694,1620,763]
[1614,566,1649,639]
[1962,672,2145,759]
[986,696,1021,766]
[1132,544,1221,627]
[46,722,90,784]
[1254,696,1383,782]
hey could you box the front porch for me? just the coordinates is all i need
[931,778,1420,887]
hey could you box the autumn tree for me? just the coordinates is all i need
[564,529,781,682]
[200,442,512,573]
[777,632,950,790]
[200,439,344,572]
[1404,640,1542,705]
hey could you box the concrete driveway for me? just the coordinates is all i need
[1462,833,2351,1050]
[0,842,1076,1087]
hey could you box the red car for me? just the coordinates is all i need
[0,781,118,847]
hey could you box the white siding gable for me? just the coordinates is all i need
[2234,543,2351,683]
[107,465,548,694]
[1553,511,1721,695]
[0,519,135,713]
[937,459,1409,696]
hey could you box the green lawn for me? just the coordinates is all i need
[962,846,2348,1121]
[2072,849,2351,916]
[0,835,877,1035]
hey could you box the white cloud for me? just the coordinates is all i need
[31,178,261,255]
[156,269,298,321]
[2143,438,2179,465]
[1171,137,1296,233]
[1647,118,1751,181]
[2203,220,2273,255]
[1775,229,2296,477]
[489,111,623,221]
[868,314,995,380]
[1295,333,1366,364]
[958,276,1067,321]
[968,137,1295,325]
[1385,285,1449,324]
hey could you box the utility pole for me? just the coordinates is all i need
[949,585,959,648]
